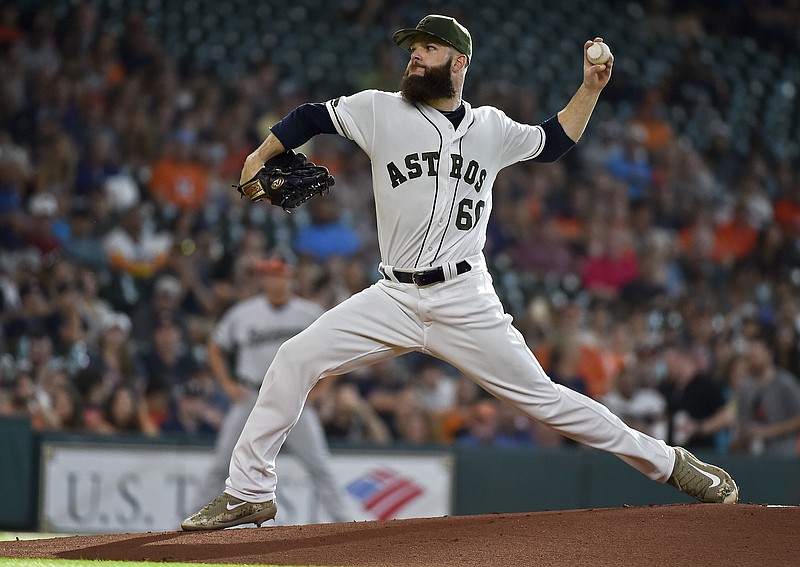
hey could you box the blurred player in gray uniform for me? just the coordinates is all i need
[196,253,354,523]
[182,14,737,531]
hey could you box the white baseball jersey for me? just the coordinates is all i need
[212,295,323,386]
[326,91,546,269]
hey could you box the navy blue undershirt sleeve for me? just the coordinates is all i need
[531,114,577,163]
[269,103,336,150]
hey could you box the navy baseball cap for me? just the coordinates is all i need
[392,15,472,64]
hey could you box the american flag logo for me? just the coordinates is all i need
[346,468,424,520]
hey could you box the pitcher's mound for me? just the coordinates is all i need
[1,503,796,566]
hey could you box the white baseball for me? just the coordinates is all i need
[587,42,611,65]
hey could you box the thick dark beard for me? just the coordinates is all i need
[400,58,455,104]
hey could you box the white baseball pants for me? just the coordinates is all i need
[225,255,674,503]
[203,389,354,521]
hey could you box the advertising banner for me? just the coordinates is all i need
[39,442,452,533]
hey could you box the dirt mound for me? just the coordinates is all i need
[1,503,796,566]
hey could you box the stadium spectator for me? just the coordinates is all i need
[602,361,668,441]
[160,379,222,436]
[117,13,160,74]
[0,4,24,50]
[73,131,121,197]
[411,358,458,416]
[21,192,61,258]
[393,404,437,445]
[749,221,800,280]
[34,128,79,197]
[455,400,500,447]
[48,381,85,431]
[46,279,87,364]
[628,88,675,156]
[711,200,759,267]
[210,226,270,303]
[129,273,188,352]
[138,314,198,395]
[546,342,589,396]
[511,214,576,279]
[350,358,409,438]
[735,335,800,456]
[663,49,729,111]
[605,123,652,202]
[103,202,172,281]
[3,281,50,357]
[96,383,158,436]
[623,228,685,306]
[0,145,28,250]
[165,212,219,317]
[85,311,145,399]
[3,370,59,430]
[59,198,109,269]
[659,344,728,450]
[318,381,391,444]
[581,224,640,300]
[60,1,99,60]
[772,319,800,382]
[72,266,113,345]
[773,180,800,238]
[14,6,60,75]
[455,399,539,448]
[294,195,362,263]
[439,373,482,443]
[148,135,210,213]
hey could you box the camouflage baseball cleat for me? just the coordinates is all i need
[181,492,277,531]
[668,447,739,504]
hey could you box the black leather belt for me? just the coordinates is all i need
[384,260,472,287]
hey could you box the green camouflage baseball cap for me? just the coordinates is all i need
[392,15,472,63]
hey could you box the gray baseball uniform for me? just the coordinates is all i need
[223,89,674,505]
[201,292,353,521]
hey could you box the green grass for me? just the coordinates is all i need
[0,535,75,542]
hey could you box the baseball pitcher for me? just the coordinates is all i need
[182,14,737,531]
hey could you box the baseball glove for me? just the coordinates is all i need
[235,150,335,211]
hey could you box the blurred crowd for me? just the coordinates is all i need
[1,1,800,457]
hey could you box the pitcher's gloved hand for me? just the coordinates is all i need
[235,150,335,211]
